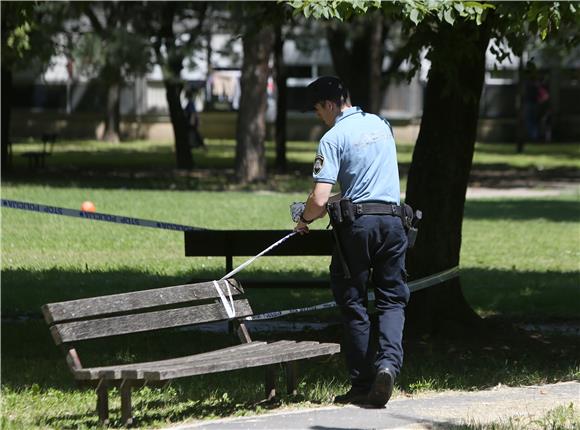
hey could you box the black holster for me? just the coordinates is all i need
[327,198,356,226]
[326,199,353,279]
[400,204,422,249]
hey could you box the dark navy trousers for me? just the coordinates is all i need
[330,214,409,392]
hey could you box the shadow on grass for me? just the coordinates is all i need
[6,138,577,194]
[1,267,194,317]
[7,158,577,194]
[40,384,318,429]
[399,324,579,395]
[2,317,578,429]
[2,264,578,427]
[2,265,578,319]
[3,166,233,191]
[464,198,579,222]
[474,142,580,157]
[0,266,335,317]
[3,164,317,192]
[2,319,341,428]
[461,268,580,320]
[468,163,579,188]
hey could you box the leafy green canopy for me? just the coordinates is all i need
[290,0,492,25]
[288,1,579,68]
[1,2,68,71]
[1,3,34,66]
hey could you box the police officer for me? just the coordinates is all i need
[294,76,409,408]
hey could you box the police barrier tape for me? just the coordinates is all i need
[1,199,205,232]
[3,197,459,322]
[219,231,298,281]
[245,266,460,321]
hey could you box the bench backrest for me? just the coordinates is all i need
[41,133,57,153]
[184,230,333,257]
[42,279,251,345]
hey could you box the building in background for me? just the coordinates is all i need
[9,30,580,142]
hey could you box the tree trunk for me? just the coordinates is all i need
[102,81,121,143]
[404,21,491,337]
[165,76,192,169]
[274,24,287,172]
[156,2,193,170]
[205,31,213,105]
[327,12,384,113]
[235,25,275,183]
[1,66,12,176]
[515,55,525,153]
[353,12,383,114]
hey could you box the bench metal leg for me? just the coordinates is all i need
[120,379,133,427]
[96,379,109,424]
[285,361,298,396]
[265,365,277,400]
[225,255,233,274]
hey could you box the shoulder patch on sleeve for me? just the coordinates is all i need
[313,154,324,175]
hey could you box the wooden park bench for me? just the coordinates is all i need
[184,229,334,288]
[42,278,340,426]
[22,132,56,169]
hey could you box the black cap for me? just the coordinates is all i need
[302,76,348,112]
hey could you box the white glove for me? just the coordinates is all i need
[290,202,306,223]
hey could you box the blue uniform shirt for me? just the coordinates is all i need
[313,106,401,204]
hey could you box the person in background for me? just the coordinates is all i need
[184,88,206,149]
[537,76,551,142]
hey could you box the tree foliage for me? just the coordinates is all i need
[325,10,385,113]
[290,1,579,76]
[289,0,579,334]
[1,1,68,175]
[68,2,154,142]
[2,2,68,71]
[72,3,151,82]
[1,4,34,65]
[288,0,381,21]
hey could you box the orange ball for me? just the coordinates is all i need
[81,201,96,212]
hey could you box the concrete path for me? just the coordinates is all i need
[400,184,578,200]
[465,186,578,199]
[169,381,579,430]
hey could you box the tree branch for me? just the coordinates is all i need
[84,4,104,34]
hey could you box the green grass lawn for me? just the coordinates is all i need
[2,187,578,319]
[461,195,580,319]
[2,139,579,429]
[10,137,580,169]
[461,403,579,430]
[8,138,580,192]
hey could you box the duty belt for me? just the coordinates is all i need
[354,202,403,217]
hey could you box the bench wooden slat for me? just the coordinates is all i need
[143,342,341,380]
[189,279,330,289]
[119,341,301,380]
[184,230,333,257]
[42,279,243,324]
[73,341,273,380]
[50,299,253,344]
[126,341,297,371]
[75,341,317,381]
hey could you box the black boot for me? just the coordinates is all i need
[333,387,369,405]
[367,368,394,407]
